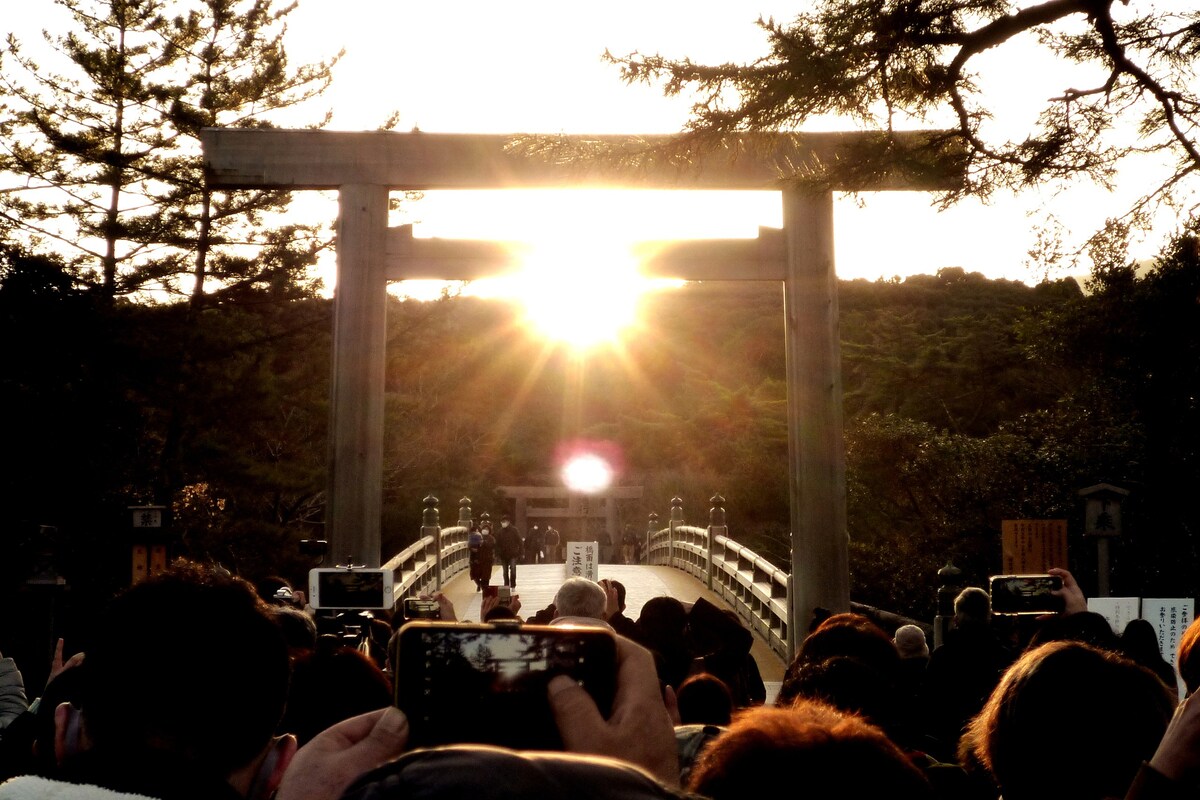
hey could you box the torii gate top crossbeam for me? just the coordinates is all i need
[200,129,955,192]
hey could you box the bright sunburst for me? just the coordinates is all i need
[512,238,647,349]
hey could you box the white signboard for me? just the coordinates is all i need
[1088,597,1140,635]
[1142,597,1194,696]
[565,541,599,582]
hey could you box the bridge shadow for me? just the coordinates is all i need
[438,562,785,696]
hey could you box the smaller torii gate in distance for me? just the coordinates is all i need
[498,485,645,546]
[201,128,958,639]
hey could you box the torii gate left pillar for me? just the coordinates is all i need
[327,184,389,566]
[201,128,958,636]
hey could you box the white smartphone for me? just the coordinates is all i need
[498,586,512,605]
[308,568,395,610]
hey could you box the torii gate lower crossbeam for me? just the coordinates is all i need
[201,128,956,652]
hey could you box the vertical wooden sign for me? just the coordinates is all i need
[1001,520,1068,573]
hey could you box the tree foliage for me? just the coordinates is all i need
[0,0,339,302]
[606,0,1200,226]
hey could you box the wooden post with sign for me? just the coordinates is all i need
[129,505,169,585]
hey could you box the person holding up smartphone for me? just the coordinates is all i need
[275,636,681,800]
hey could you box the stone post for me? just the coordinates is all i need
[422,495,441,589]
[669,496,684,568]
[934,561,963,650]
[647,512,659,565]
[457,497,473,529]
[707,493,727,591]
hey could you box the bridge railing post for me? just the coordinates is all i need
[646,512,658,565]
[669,496,684,568]
[422,495,441,589]
[706,493,726,592]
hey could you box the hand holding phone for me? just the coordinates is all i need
[989,574,1065,614]
[393,622,617,751]
[403,597,441,620]
[548,635,680,786]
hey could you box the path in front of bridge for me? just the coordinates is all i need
[438,562,785,704]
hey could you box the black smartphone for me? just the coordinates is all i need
[402,597,441,620]
[989,574,1064,614]
[392,621,618,750]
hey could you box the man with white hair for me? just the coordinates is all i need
[551,577,611,628]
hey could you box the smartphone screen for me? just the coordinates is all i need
[393,622,617,750]
[403,598,441,620]
[989,574,1064,614]
[311,569,391,609]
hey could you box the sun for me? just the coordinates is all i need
[512,237,648,349]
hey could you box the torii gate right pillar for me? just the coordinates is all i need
[783,189,849,646]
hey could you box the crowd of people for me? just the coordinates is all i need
[0,559,1198,800]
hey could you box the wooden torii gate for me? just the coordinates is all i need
[201,129,955,640]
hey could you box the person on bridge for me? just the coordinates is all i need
[525,524,545,565]
[543,525,561,563]
[467,522,486,591]
[495,515,523,589]
[621,525,639,565]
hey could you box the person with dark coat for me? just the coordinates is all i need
[495,516,523,589]
[920,587,1015,762]
[525,524,545,565]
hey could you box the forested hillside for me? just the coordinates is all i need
[3,226,1198,620]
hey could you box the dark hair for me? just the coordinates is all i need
[687,702,930,800]
[676,672,734,726]
[960,640,1176,800]
[79,560,291,775]
[1120,618,1178,689]
[953,587,991,623]
[1026,610,1120,652]
[634,596,691,689]
[781,613,901,705]
[274,605,318,652]
[278,641,391,745]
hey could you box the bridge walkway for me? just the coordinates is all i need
[438,562,785,701]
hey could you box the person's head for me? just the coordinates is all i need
[1177,616,1200,695]
[636,596,688,644]
[609,580,627,613]
[953,587,991,627]
[686,701,931,800]
[273,605,318,655]
[959,640,1176,800]
[1121,618,1163,659]
[792,613,901,678]
[338,744,690,800]
[277,640,391,746]
[1026,610,1120,652]
[675,673,733,726]
[553,577,607,620]
[500,515,511,528]
[893,624,929,660]
[67,559,294,795]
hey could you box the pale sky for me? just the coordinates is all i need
[276,0,1184,287]
[6,0,1188,288]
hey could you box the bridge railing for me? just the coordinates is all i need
[382,494,932,666]
[380,494,795,662]
[382,495,474,606]
[646,495,793,663]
